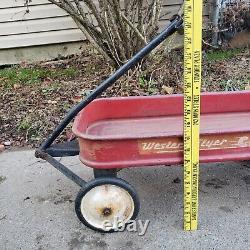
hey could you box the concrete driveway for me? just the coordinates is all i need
[0,150,249,250]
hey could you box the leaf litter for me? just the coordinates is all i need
[0,46,249,148]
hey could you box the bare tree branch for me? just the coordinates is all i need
[120,12,147,45]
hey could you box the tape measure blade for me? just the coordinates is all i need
[183,0,203,231]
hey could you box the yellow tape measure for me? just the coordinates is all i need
[183,0,203,231]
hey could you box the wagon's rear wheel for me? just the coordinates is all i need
[75,177,140,232]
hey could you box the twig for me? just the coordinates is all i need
[120,12,147,45]
[202,39,219,48]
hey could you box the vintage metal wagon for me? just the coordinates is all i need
[35,16,250,232]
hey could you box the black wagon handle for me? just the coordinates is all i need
[38,15,183,152]
[34,15,183,188]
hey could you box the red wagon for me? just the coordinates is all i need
[35,16,249,232]
[73,91,250,170]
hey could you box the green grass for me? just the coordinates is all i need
[206,48,243,62]
[0,67,77,88]
[18,118,32,130]
[138,75,158,94]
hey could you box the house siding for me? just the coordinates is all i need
[0,0,212,64]
[0,0,190,49]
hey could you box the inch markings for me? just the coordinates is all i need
[183,0,203,231]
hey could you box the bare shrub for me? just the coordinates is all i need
[47,0,166,68]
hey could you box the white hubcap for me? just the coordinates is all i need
[80,184,134,230]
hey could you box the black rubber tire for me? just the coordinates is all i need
[75,177,140,233]
[93,168,117,178]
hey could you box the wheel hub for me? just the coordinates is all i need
[102,207,112,216]
[80,184,134,230]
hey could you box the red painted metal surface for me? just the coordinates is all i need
[72,91,250,169]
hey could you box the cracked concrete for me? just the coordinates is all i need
[0,150,249,250]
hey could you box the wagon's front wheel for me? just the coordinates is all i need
[75,177,140,232]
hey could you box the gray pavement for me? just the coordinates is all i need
[0,150,249,250]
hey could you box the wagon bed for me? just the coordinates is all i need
[73,91,250,169]
[83,112,250,139]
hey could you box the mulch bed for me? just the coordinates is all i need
[0,46,249,149]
